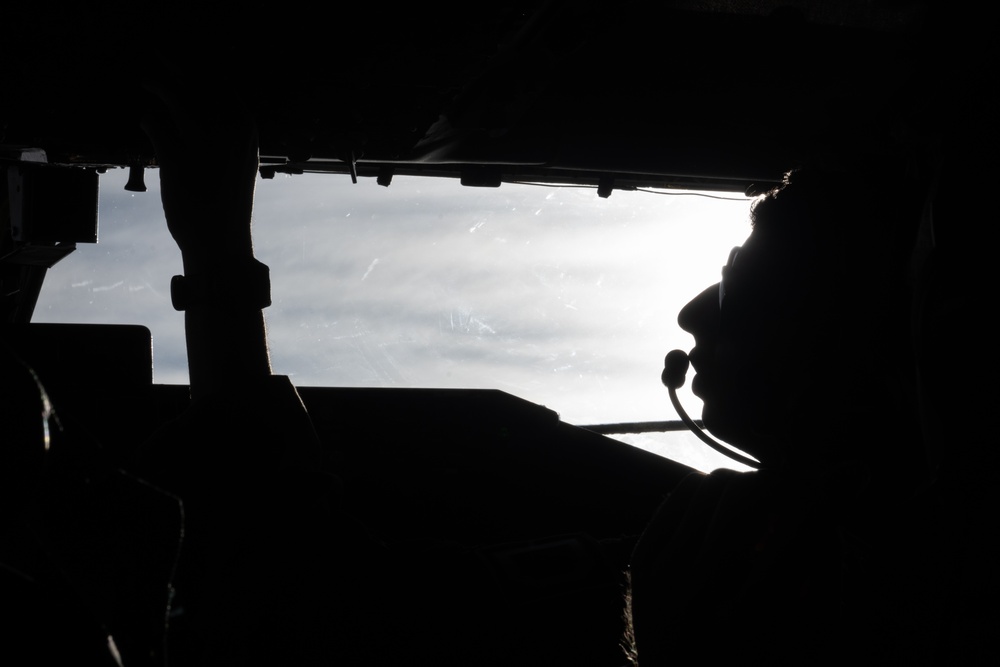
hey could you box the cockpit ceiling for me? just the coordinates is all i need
[2,1,982,192]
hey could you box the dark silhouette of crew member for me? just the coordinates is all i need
[626,167,942,665]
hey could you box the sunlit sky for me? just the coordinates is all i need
[35,168,753,471]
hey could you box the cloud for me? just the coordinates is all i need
[36,169,751,436]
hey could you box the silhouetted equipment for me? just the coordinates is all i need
[5,166,98,245]
[2,166,99,322]
[123,164,146,192]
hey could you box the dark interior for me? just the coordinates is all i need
[3,1,995,664]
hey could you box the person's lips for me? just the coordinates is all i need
[687,347,708,376]
[687,347,710,398]
[691,373,704,398]
[687,348,700,370]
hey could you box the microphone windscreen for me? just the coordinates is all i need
[662,349,690,390]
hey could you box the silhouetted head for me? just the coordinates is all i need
[678,167,927,471]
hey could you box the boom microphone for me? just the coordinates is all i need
[662,349,690,391]
[662,350,760,469]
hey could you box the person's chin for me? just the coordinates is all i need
[689,366,717,401]
[701,401,751,449]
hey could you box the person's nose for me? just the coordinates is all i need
[677,283,721,336]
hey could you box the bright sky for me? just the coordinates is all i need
[34,168,753,471]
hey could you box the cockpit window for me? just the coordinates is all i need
[34,169,751,471]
